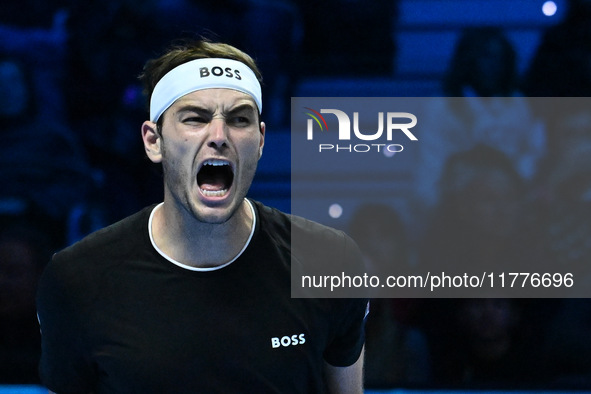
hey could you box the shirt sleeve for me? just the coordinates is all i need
[323,297,368,367]
[36,254,96,393]
[322,230,369,367]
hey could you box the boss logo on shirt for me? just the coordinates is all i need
[199,66,242,80]
[271,333,306,348]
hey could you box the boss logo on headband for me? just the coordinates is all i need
[199,66,242,80]
[150,58,262,121]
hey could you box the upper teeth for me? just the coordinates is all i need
[203,159,229,167]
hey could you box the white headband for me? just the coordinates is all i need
[150,58,262,122]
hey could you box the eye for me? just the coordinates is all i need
[228,116,252,127]
[182,116,209,124]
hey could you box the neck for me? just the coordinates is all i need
[151,199,254,268]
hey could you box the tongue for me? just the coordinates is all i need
[198,164,232,191]
[198,171,226,191]
[200,182,225,191]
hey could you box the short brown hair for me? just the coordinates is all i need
[139,39,263,126]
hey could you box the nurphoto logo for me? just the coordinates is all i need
[304,108,418,153]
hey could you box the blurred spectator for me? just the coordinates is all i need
[523,0,591,96]
[349,204,431,388]
[532,98,591,200]
[0,4,94,235]
[0,219,51,383]
[0,55,92,225]
[420,145,542,275]
[418,145,550,388]
[428,298,547,389]
[531,98,591,280]
[0,7,69,123]
[444,27,517,97]
[415,27,545,208]
[531,98,591,388]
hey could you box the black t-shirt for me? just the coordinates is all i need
[37,200,367,393]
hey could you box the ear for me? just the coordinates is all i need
[141,121,162,163]
[258,121,266,159]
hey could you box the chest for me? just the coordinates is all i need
[83,258,332,392]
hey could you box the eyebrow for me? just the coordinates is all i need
[176,105,211,115]
[176,103,257,117]
[223,103,257,117]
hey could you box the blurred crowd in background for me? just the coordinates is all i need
[1,0,591,389]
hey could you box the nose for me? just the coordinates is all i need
[207,117,229,149]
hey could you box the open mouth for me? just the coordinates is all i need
[197,159,234,197]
